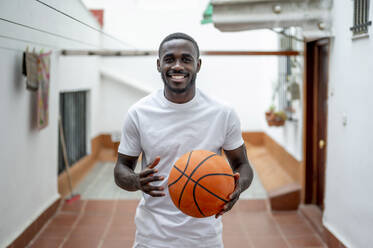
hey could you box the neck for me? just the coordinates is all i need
[164,86,196,104]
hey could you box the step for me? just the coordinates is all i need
[268,183,301,211]
[299,204,324,238]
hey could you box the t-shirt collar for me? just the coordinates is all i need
[159,88,199,109]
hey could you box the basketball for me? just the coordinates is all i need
[168,150,235,218]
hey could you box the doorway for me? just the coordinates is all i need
[304,39,330,210]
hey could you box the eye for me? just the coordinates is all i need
[182,57,192,63]
[164,57,174,63]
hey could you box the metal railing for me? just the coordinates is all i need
[350,0,372,35]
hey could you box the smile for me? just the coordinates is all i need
[166,71,189,83]
[171,75,186,79]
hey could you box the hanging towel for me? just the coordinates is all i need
[24,51,39,91]
[36,51,52,129]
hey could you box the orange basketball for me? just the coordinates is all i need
[168,150,235,218]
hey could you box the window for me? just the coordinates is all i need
[350,0,372,35]
[58,91,87,174]
[272,28,302,123]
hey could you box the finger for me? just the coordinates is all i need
[233,172,240,184]
[215,201,230,218]
[148,156,161,169]
[143,185,164,192]
[215,209,225,218]
[229,187,241,200]
[147,191,166,197]
[139,168,158,178]
[224,201,235,212]
[140,175,164,185]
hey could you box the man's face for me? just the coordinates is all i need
[157,39,201,94]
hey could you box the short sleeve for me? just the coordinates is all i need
[118,112,142,156]
[222,108,244,151]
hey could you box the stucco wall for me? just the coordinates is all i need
[0,0,101,246]
[323,1,373,247]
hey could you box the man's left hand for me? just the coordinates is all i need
[215,172,241,218]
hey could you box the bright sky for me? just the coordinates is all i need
[82,0,278,50]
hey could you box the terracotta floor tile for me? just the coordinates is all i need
[223,236,252,248]
[62,237,101,248]
[48,213,79,227]
[240,212,276,228]
[251,236,288,248]
[111,215,135,226]
[39,226,71,238]
[84,200,116,215]
[101,239,135,248]
[235,199,268,212]
[107,223,136,231]
[244,224,281,237]
[68,226,107,239]
[279,223,315,237]
[272,211,306,225]
[113,210,136,218]
[221,210,241,220]
[287,234,325,247]
[29,237,64,248]
[223,226,247,237]
[76,214,111,226]
[104,226,136,240]
[61,200,86,213]
[115,200,139,214]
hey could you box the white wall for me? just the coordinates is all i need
[58,56,101,141]
[0,0,102,246]
[98,72,150,133]
[83,0,278,132]
[323,1,373,247]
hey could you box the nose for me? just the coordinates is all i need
[171,59,183,71]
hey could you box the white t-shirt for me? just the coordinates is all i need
[118,88,244,248]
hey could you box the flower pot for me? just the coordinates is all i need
[265,112,285,127]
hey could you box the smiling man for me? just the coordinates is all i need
[114,33,253,248]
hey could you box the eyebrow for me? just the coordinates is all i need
[163,53,194,58]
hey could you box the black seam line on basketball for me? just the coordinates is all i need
[174,165,233,217]
[175,153,217,208]
[192,173,234,217]
[173,166,233,204]
[168,151,193,188]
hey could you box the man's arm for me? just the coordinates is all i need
[114,153,165,197]
[215,144,254,217]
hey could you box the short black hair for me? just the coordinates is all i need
[158,32,200,58]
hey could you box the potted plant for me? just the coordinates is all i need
[265,107,287,127]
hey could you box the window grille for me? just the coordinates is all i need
[278,35,293,113]
[275,29,302,122]
[58,91,87,175]
[350,0,371,35]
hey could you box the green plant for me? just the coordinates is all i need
[274,111,287,121]
[268,104,275,112]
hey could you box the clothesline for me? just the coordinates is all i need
[60,49,301,57]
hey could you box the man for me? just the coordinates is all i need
[114,33,253,248]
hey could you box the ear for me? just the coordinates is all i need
[157,59,161,72]
[196,58,202,73]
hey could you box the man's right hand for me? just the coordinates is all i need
[136,156,165,197]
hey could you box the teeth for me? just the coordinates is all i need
[171,75,184,79]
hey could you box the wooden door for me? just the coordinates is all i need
[304,39,329,209]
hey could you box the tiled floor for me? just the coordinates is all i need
[27,199,326,248]
[28,152,325,248]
